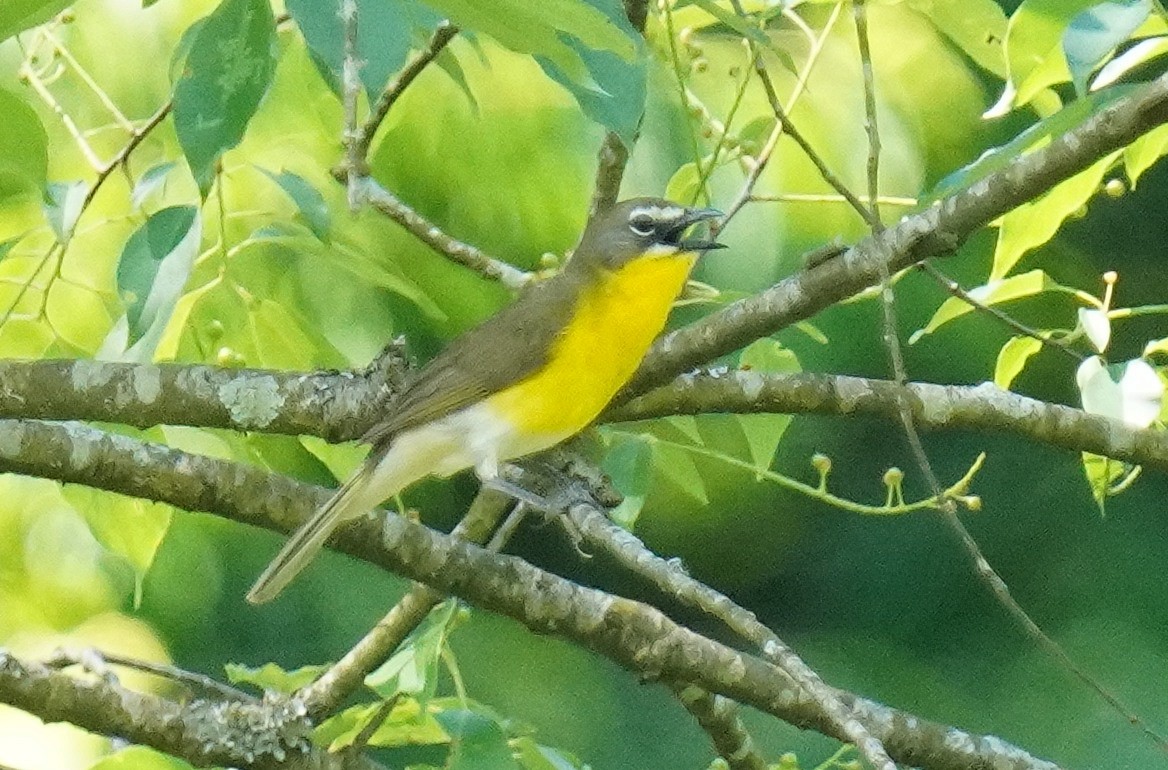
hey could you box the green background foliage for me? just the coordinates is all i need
[2,0,1168,768]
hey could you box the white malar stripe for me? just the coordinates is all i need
[644,242,682,257]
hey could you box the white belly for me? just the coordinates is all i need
[361,400,571,508]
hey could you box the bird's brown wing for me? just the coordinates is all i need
[361,270,582,447]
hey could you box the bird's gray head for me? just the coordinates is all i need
[573,197,725,271]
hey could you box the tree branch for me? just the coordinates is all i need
[353,176,533,289]
[0,418,1061,770]
[0,650,382,770]
[8,358,1168,478]
[299,488,515,718]
[0,358,396,441]
[355,22,459,162]
[611,371,1168,472]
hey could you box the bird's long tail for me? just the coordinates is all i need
[246,463,379,605]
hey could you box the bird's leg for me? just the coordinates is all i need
[476,460,590,558]
[480,476,552,512]
[474,454,551,511]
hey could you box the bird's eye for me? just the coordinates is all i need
[628,213,655,237]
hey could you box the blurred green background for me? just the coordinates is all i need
[2,1,1167,769]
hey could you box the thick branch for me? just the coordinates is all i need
[0,650,380,770]
[610,372,1168,473]
[0,418,1060,770]
[0,358,390,441]
[7,359,1168,479]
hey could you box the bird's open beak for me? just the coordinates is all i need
[675,207,726,252]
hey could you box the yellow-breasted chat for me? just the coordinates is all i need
[246,198,724,604]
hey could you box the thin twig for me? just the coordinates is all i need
[342,0,362,211]
[722,0,875,229]
[588,131,630,217]
[331,17,527,289]
[20,60,103,170]
[855,1,881,229]
[719,1,853,228]
[356,176,532,289]
[941,508,1168,754]
[917,262,1083,361]
[691,47,755,203]
[81,101,172,211]
[348,693,402,755]
[355,22,458,162]
[44,30,134,131]
[749,192,916,206]
[585,0,649,216]
[45,647,255,703]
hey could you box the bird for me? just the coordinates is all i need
[246,197,724,603]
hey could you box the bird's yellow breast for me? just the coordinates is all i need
[485,252,697,444]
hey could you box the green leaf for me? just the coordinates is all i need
[247,297,345,369]
[512,737,587,770]
[0,237,21,263]
[926,89,1127,203]
[366,600,461,699]
[996,0,1097,112]
[115,206,202,351]
[169,18,206,85]
[911,270,1071,342]
[43,180,87,244]
[172,0,278,195]
[88,746,194,770]
[599,431,653,528]
[224,662,329,694]
[737,338,799,473]
[422,0,637,86]
[435,709,519,770]
[0,87,48,199]
[994,335,1043,388]
[1081,450,1137,514]
[337,243,449,323]
[536,0,646,146]
[680,0,771,47]
[736,115,777,148]
[1075,355,1163,427]
[907,0,1008,77]
[258,167,331,240]
[298,435,368,482]
[0,0,71,42]
[153,277,220,361]
[665,162,701,205]
[1124,121,1168,186]
[287,0,440,98]
[434,46,479,111]
[991,152,1118,280]
[131,161,178,210]
[794,320,829,344]
[314,698,449,751]
[651,433,709,504]
[1064,0,1150,96]
[60,486,172,608]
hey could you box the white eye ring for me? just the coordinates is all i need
[629,214,655,237]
